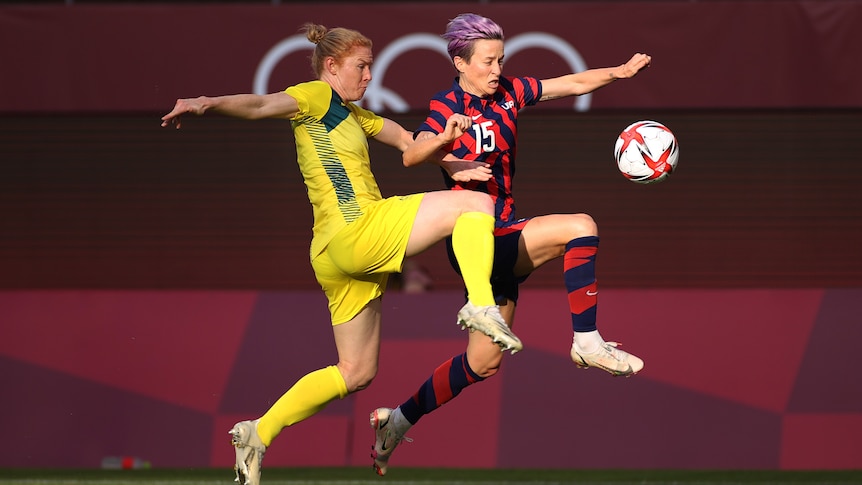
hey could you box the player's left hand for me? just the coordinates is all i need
[440,158,492,182]
[439,114,473,143]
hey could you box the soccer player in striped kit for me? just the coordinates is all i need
[370,13,651,475]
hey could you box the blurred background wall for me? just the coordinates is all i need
[1,1,861,471]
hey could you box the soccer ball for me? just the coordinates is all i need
[614,120,679,184]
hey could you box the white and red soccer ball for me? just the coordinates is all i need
[614,120,679,184]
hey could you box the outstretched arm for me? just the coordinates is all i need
[160,92,299,128]
[540,52,651,101]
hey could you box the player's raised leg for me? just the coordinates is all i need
[517,214,643,375]
[406,190,522,353]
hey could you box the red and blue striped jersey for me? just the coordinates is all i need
[416,76,542,224]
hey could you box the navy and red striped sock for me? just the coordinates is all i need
[564,236,600,333]
[399,352,483,425]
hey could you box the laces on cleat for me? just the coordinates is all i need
[570,338,643,376]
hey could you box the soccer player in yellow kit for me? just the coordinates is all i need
[161,23,521,485]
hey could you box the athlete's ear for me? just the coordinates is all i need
[325,56,338,75]
[453,56,466,73]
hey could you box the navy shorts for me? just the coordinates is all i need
[446,218,532,304]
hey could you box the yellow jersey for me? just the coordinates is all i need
[285,80,386,259]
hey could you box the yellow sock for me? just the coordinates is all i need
[451,211,496,306]
[255,365,348,446]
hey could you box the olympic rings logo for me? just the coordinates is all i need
[254,32,591,112]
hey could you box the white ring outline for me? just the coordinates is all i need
[253,32,591,112]
[253,35,314,96]
[364,33,450,112]
[504,32,591,112]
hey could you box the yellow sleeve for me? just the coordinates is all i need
[348,103,385,138]
[284,83,313,120]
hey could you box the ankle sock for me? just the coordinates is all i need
[573,329,603,353]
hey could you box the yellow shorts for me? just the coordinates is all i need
[312,194,424,325]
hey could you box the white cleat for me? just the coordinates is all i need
[229,420,266,485]
[571,339,644,377]
[370,407,411,476]
[457,302,523,354]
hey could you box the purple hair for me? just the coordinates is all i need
[442,13,504,61]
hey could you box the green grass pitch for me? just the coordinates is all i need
[1,467,860,485]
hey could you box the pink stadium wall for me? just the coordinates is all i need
[2,289,861,469]
[1,1,861,471]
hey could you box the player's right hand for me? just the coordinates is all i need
[160,97,206,129]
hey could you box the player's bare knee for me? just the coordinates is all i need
[349,372,376,392]
[463,191,494,214]
[339,364,377,392]
[352,377,375,392]
[475,364,501,379]
[567,213,598,237]
[469,351,504,378]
